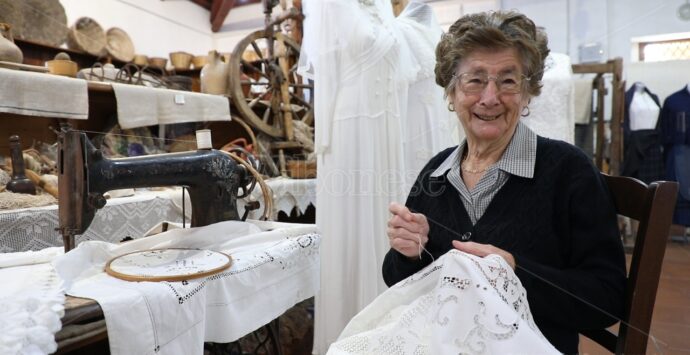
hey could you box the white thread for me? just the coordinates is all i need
[415,234,435,262]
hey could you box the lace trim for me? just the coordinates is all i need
[0,263,65,355]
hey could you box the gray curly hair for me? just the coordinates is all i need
[435,10,550,99]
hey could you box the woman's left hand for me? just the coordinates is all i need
[452,240,516,270]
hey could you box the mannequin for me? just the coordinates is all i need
[620,82,664,184]
[629,82,661,131]
[660,84,690,226]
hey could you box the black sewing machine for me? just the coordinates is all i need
[57,126,251,252]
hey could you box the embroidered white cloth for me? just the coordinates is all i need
[111,83,231,129]
[0,247,63,268]
[52,220,320,355]
[0,261,65,355]
[522,53,575,143]
[0,68,88,120]
[327,251,558,355]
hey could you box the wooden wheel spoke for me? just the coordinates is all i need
[289,92,312,109]
[240,60,270,79]
[262,106,272,123]
[250,41,263,60]
[248,90,271,108]
[240,80,270,86]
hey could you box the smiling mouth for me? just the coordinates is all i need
[474,113,501,121]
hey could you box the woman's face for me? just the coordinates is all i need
[451,48,530,145]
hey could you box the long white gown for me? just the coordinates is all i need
[299,0,457,352]
[299,0,411,353]
[395,2,455,191]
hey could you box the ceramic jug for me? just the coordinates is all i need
[0,23,23,63]
[200,50,229,95]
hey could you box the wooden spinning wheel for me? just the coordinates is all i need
[228,30,313,139]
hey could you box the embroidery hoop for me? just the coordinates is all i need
[105,248,232,282]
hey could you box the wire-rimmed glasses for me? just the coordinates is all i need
[454,72,530,94]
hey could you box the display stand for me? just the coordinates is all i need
[572,57,625,174]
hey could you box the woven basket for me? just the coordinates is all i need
[0,0,23,39]
[67,17,106,56]
[106,27,134,62]
[18,0,67,47]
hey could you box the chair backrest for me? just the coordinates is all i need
[582,174,678,354]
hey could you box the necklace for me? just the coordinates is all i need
[461,163,488,174]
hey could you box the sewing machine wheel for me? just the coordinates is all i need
[220,150,274,221]
[229,30,313,138]
[226,146,258,198]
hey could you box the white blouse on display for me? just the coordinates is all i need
[629,83,660,131]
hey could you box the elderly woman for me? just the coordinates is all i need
[382,11,626,354]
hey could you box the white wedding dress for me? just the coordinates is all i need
[299,0,415,353]
[327,251,559,355]
[299,1,458,352]
[395,2,455,190]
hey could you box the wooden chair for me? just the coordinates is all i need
[581,174,678,354]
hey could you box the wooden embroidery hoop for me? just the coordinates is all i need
[105,248,232,282]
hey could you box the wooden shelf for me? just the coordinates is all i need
[14,38,126,70]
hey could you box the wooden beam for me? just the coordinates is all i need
[211,0,235,32]
[189,0,212,10]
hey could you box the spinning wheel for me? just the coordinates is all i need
[229,30,313,139]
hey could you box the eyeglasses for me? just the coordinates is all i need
[454,72,530,94]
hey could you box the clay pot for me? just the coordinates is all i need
[200,50,229,95]
[0,23,23,63]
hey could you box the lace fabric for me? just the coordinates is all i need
[521,53,575,143]
[0,262,65,355]
[327,251,558,355]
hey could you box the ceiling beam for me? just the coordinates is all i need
[211,0,235,32]
[189,0,212,10]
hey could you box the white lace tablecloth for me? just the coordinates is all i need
[0,191,184,253]
[245,178,316,219]
[52,220,320,355]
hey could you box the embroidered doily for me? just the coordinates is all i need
[106,248,232,282]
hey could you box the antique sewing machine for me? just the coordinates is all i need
[57,125,252,252]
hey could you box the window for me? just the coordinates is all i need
[639,39,690,62]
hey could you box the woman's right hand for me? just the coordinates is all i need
[387,202,430,259]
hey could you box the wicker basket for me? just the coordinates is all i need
[287,160,316,179]
[18,0,67,47]
[169,51,192,71]
[0,0,23,39]
[106,27,134,62]
[67,17,106,56]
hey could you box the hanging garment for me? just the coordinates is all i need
[621,83,664,184]
[520,53,575,143]
[394,2,455,191]
[298,0,414,352]
[660,85,690,226]
[327,251,559,355]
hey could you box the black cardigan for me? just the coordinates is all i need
[382,136,626,354]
